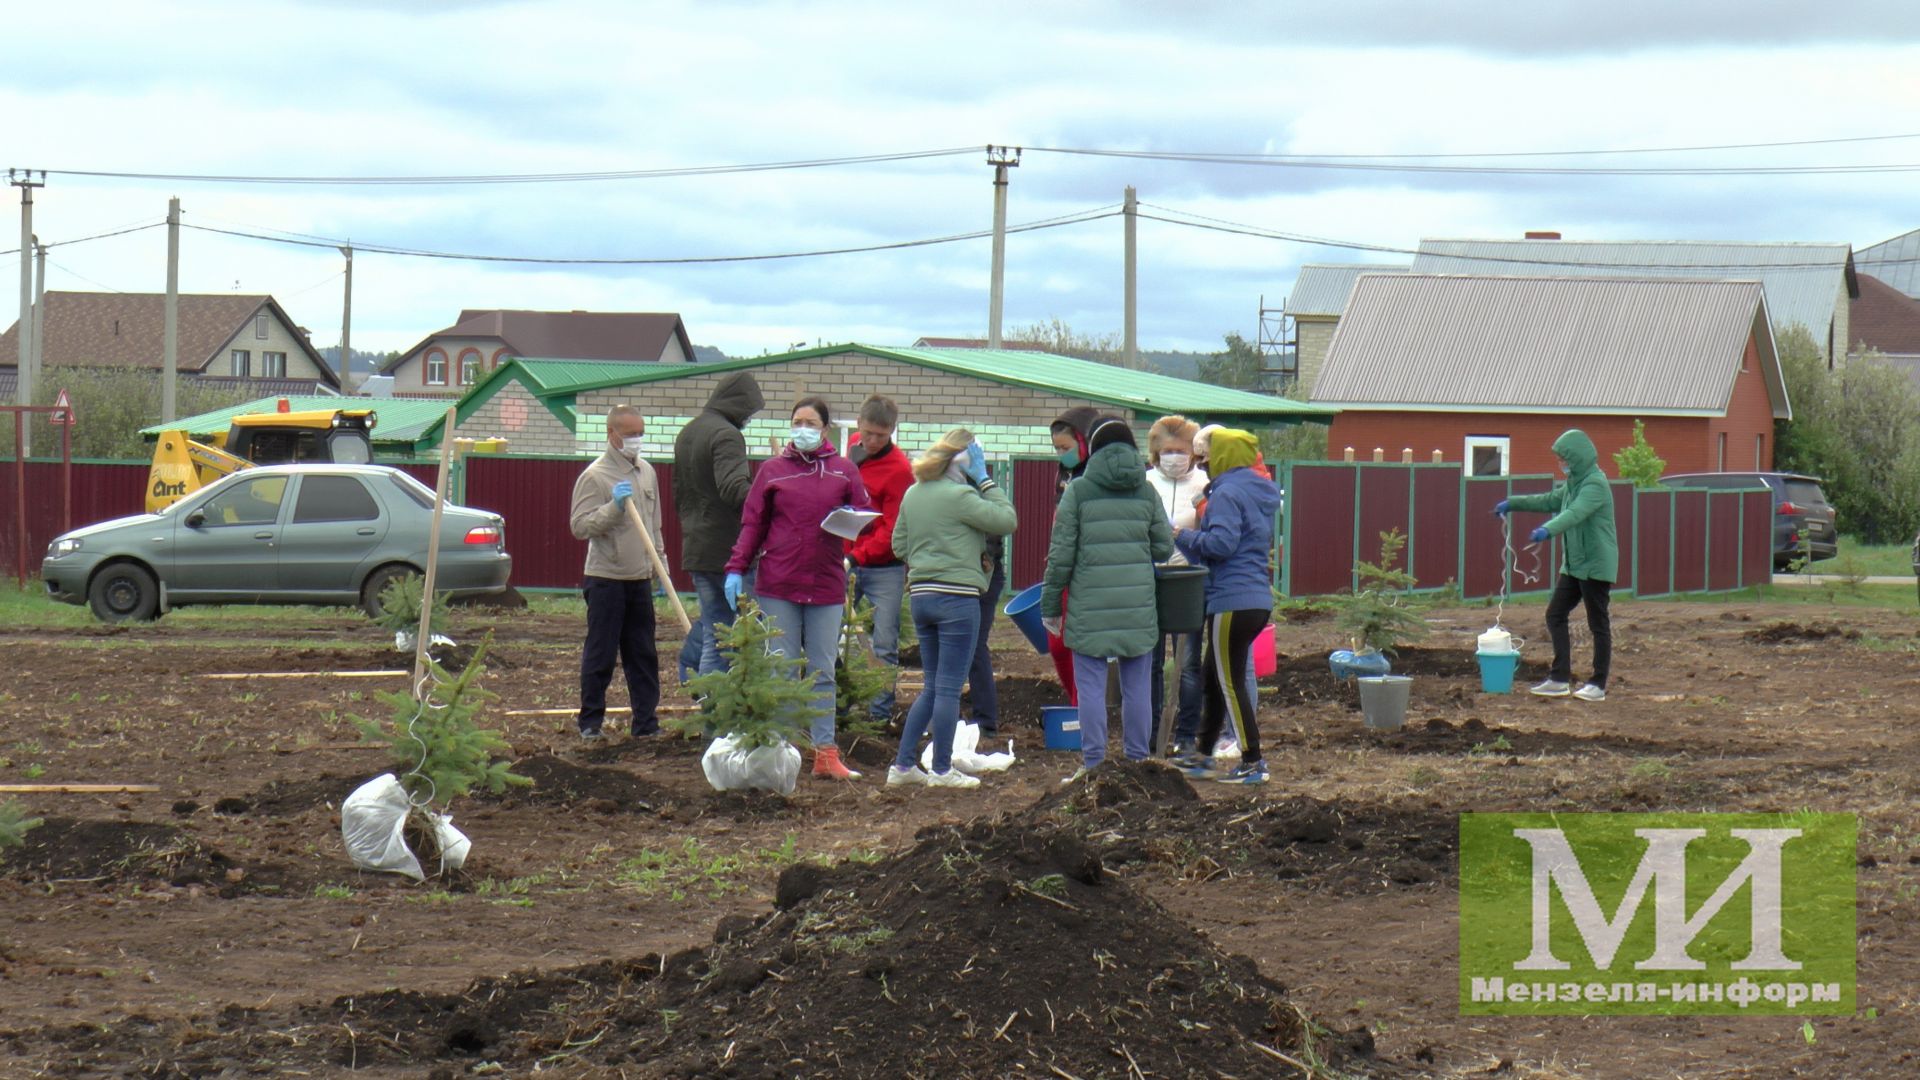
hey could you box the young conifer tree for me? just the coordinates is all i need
[671,604,815,749]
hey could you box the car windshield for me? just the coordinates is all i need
[1784,479,1826,506]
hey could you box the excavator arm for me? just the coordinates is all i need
[147,430,253,513]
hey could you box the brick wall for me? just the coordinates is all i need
[1705,337,1777,471]
[453,378,580,456]
[1296,318,1337,394]
[1328,412,1719,477]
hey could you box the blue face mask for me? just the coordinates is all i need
[1057,446,1081,469]
[791,426,823,452]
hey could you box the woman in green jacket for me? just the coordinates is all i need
[1041,418,1174,781]
[887,429,1018,788]
[1495,429,1618,701]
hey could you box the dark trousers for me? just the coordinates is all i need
[1199,609,1269,764]
[580,576,660,734]
[966,554,1005,732]
[1545,573,1612,689]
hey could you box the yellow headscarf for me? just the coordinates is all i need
[1208,428,1259,473]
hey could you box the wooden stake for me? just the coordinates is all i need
[413,406,458,695]
[0,784,159,793]
[202,670,406,680]
[625,500,693,633]
[503,704,698,717]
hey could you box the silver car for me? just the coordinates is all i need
[42,464,512,623]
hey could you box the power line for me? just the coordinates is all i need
[47,259,125,293]
[0,219,164,258]
[178,205,1123,265]
[1041,131,1920,161]
[1034,147,1920,176]
[39,147,981,186]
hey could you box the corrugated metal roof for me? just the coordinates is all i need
[139,396,454,446]
[1412,239,1852,344]
[509,357,698,394]
[1310,274,1786,418]
[1857,227,1920,300]
[1283,263,1408,317]
[557,344,1337,425]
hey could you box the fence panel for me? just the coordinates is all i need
[1356,466,1412,577]
[1411,466,1461,590]
[1010,460,1057,591]
[1609,482,1637,596]
[1284,464,1358,596]
[1707,491,1742,592]
[0,459,148,582]
[1671,488,1708,593]
[1635,490,1672,597]
[1742,490,1773,586]
[1461,478,1510,599]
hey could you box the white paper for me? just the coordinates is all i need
[820,507,882,541]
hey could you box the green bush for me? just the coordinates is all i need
[1,367,256,459]
[1612,419,1667,490]
[671,604,816,749]
[1775,326,1920,544]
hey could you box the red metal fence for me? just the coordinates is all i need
[1281,462,1773,599]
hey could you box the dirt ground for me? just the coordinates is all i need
[1,598,1917,1077]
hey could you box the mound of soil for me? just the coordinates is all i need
[487,753,672,814]
[232,772,369,817]
[0,818,301,897]
[1743,621,1862,645]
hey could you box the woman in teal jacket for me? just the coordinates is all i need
[1495,429,1618,702]
[1041,418,1173,781]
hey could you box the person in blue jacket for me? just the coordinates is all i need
[1172,428,1281,785]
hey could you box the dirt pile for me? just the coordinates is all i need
[0,817,301,897]
[1743,621,1862,645]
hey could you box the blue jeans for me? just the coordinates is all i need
[967,555,1005,731]
[893,592,980,775]
[689,570,742,677]
[754,593,844,748]
[851,562,906,719]
[1154,631,1205,744]
[1073,651,1153,768]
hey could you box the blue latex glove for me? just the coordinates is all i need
[723,572,743,612]
[1529,526,1550,544]
[611,480,634,508]
[1493,498,1509,518]
[964,442,990,484]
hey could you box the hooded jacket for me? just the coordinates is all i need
[672,373,764,573]
[1505,429,1619,583]
[1041,441,1174,658]
[845,441,914,567]
[1173,429,1279,613]
[725,439,872,605]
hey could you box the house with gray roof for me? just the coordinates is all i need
[382,309,694,397]
[1282,263,1408,393]
[1310,274,1788,478]
[1412,236,1856,365]
[1856,228,1920,303]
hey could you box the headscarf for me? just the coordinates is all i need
[1208,428,1260,474]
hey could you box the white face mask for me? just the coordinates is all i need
[944,458,970,484]
[791,426,823,452]
[1158,452,1191,479]
[622,436,645,455]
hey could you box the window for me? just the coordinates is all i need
[247,428,325,462]
[261,351,287,378]
[1717,432,1727,471]
[458,350,482,385]
[200,476,287,526]
[292,474,380,523]
[1463,435,1510,478]
[425,350,448,385]
[230,349,251,377]
[1755,433,1765,470]
[388,471,436,509]
[255,312,269,339]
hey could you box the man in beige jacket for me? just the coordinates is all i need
[569,405,664,739]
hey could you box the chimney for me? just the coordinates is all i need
[1524,230,1562,240]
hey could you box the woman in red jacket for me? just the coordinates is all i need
[724,397,873,779]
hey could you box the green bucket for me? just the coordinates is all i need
[1154,565,1210,635]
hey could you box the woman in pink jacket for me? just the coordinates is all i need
[724,397,872,779]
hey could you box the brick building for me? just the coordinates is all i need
[382,310,693,397]
[1310,274,1788,478]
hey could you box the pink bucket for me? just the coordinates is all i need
[1253,623,1277,677]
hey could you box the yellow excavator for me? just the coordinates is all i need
[147,407,378,512]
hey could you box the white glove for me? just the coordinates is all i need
[1042,616,1063,637]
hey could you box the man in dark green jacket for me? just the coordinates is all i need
[672,372,765,677]
[1495,429,1617,702]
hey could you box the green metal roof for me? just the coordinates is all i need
[139,396,455,446]
[507,357,694,394]
[552,344,1337,427]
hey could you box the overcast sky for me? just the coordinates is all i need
[5,0,1920,358]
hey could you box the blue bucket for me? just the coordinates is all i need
[1477,650,1520,694]
[1041,705,1082,751]
[1004,583,1051,654]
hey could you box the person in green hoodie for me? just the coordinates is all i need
[1495,429,1618,702]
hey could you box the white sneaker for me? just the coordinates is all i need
[925,768,980,789]
[886,765,929,786]
[1529,680,1572,698]
[1572,683,1607,702]
[1215,738,1242,761]
[1061,765,1096,785]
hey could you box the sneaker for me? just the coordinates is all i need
[1061,765,1097,785]
[1170,748,1208,769]
[1171,737,1197,757]
[886,765,929,786]
[925,769,981,789]
[1529,680,1572,698]
[1182,757,1219,781]
[1572,683,1607,702]
[812,747,863,780]
[1215,741,1243,762]
[578,727,603,741]
[1215,761,1269,785]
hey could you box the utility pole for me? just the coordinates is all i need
[163,196,180,424]
[338,245,353,390]
[1123,186,1138,369]
[11,170,44,454]
[985,146,1020,350]
[31,236,45,450]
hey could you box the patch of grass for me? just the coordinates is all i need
[1406,765,1443,790]
[1648,583,1919,610]
[1628,758,1675,781]
[1468,734,1514,757]
[614,838,755,900]
[1831,537,1912,578]
[1025,872,1069,898]
[312,884,355,900]
[405,890,459,905]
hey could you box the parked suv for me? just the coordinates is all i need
[1658,472,1836,570]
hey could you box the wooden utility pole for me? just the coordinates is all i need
[163,197,180,423]
[11,170,43,447]
[338,245,353,389]
[1123,186,1138,369]
[986,146,1020,349]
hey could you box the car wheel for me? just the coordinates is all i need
[361,564,419,620]
[88,562,160,623]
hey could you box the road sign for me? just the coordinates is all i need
[50,389,73,426]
